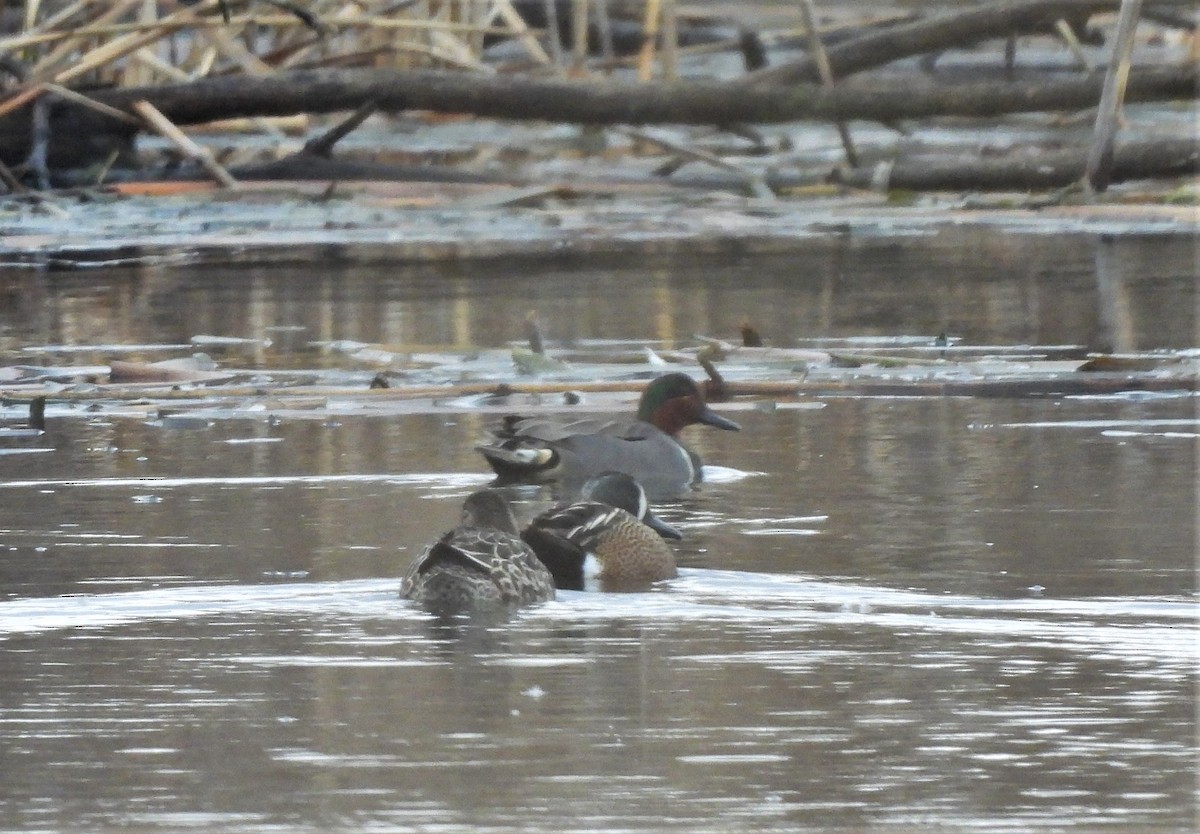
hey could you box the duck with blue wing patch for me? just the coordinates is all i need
[522,472,682,592]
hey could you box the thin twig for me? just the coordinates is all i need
[304,100,378,157]
[1055,18,1094,70]
[0,158,26,193]
[620,127,774,199]
[132,99,239,188]
[796,0,858,168]
[44,83,141,124]
[94,148,121,186]
[0,83,46,121]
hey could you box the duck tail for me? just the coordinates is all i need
[475,443,559,482]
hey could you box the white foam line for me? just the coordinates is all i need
[0,571,1192,670]
[0,579,403,635]
[1000,419,1199,430]
[673,570,1198,621]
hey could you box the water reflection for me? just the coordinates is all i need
[2,229,1196,361]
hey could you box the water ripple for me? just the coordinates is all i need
[0,571,1191,672]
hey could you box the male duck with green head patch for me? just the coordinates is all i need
[476,372,740,499]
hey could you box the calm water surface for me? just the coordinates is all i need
[0,228,1196,832]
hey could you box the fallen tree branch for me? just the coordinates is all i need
[741,0,1185,86]
[829,136,1198,192]
[4,61,1193,175]
[84,63,1199,127]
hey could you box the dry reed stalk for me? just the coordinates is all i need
[619,126,773,198]
[593,0,614,67]
[50,21,200,84]
[93,148,121,184]
[5,0,93,47]
[198,23,276,75]
[131,99,239,188]
[2,17,280,51]
[132,46,201,81]
[416,0,433,65]
[361,0,399,69]
[1085,0,1144,192]
[467,0,487,56]
[0,83,46,121]
[23,0,42,31]
[189,115,309,134]
[30,0,146,80]
[540,0,564,67]
[131,49,290,136]
[637,0,660,81]
[571,0,588,73]
[267,24,329,71]
[127,0,159,87]
[286,41,486,71]
[796,0,858,168]
[660,0,679,79]
[0,14,312,51]
[343,16,515,36]
[427,27,493,71]
[192,44,219,77]
[44,83,141,123]
[1055,17,1094,69]
[492,0,552,65]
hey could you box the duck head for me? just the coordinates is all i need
[580,471,682,540]
[460,489,521,535]
[637,372,740,437]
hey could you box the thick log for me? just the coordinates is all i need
[829,136,1199,191]
[86,63,1198,127]
[742,0,1183,86]
[1,63,1194,173]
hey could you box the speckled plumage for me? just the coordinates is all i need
[522,472,681,591]
[400,491,555,615]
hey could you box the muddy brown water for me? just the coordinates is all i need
[0,227,1196,832]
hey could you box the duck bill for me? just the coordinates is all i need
[644,511,683,541]
[698,406,740,431]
